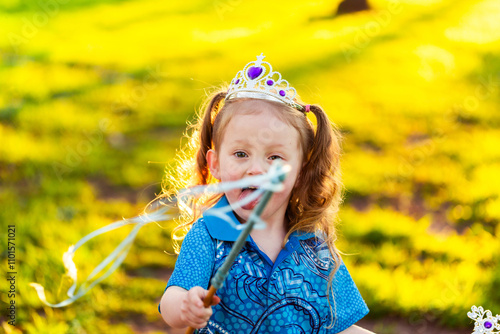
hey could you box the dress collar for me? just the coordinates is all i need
[203,196,321,242]
[203,195,247,242]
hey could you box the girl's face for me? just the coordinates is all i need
[207,102,303,227]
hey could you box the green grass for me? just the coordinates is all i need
[1,0,499,332]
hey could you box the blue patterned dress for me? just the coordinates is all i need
[160,196,369,333]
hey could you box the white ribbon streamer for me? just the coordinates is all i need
[30,163,289,307]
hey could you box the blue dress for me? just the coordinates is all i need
[161,196,369,333]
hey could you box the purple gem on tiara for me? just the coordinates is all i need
[279,90,286,97]
[484,321,493,329]
[266,79,274,86]
[247,66,263,80]
[235,79,240,84]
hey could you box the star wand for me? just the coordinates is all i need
[185,161,289,334]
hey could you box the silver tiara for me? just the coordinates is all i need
[468,305,500,333]
[226,53,304,111]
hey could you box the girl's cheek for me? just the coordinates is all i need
[225,160,247,177]
[229,168,245,179]
[222,167,240,180]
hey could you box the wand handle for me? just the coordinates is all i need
[203,285,217,308]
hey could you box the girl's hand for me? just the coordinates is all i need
[180,286,221,329]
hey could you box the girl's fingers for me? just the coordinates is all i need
[188,287,216,314]
[189,304,211,318]
[188,286,206,307]
[211,295,221,306]
[181,286,215,327]
[191,321,208,329]
[187,309,210,329]
[183,308,207,328]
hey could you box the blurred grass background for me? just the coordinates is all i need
[0,0,499,333]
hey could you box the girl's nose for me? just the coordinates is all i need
[246,158,266,176]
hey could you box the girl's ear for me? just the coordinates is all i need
[206,149,221,180]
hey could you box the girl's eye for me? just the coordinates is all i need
[235,152,248,158]
[269,155,283,161]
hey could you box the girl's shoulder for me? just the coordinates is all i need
[181,218,215,248]
[184,217,209,235]
[191,216,209,230]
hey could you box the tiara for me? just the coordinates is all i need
[468,305,500,333]
[226,53,304,111]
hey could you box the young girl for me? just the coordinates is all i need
[159,54,372,333]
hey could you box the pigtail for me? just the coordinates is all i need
[196,91,227,185]
[287,104,344,236]
[305,104,343,212]
[287,104,344,257]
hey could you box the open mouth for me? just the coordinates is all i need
[239,186,261,210]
